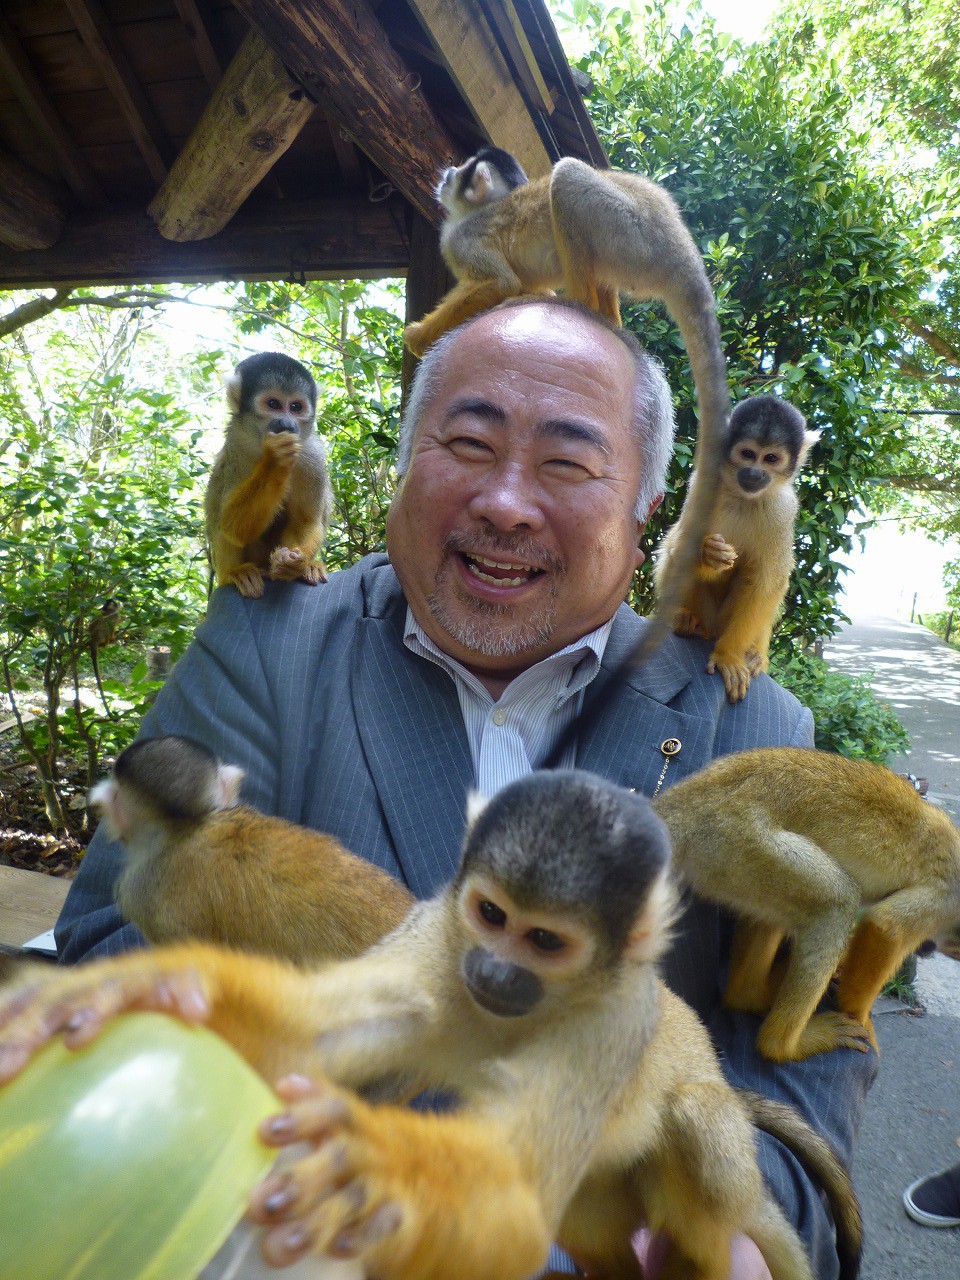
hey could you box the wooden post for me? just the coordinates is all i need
[401,210,452,408]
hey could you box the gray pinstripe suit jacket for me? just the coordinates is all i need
[56,555,875,1278]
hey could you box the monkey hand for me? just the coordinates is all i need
[250,1074,551,1280]
[673,608,709,639]
[225,563,267,598]
[707,651,753,703]
[262,430,301,470]
[0,953,213,1082]
[700,533,737,572]
[269,545,328,585]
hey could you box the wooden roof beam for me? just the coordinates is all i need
[148,30,315,242]
[172,0,224,91]
[0,12,104,208]
[233,0,462,224]
[0,150,66,250]
[63,0,170,185]
[0,197,409,289]
[404,0,553,176]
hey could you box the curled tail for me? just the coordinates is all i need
[740,1089,863,1280]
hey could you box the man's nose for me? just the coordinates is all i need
[466,464,546,531]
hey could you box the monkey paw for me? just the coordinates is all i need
[744,647,768,677]
[263,431,301,467]
[0,954,213,1083]
[227,564,266,598]
[759,1011,874,1062]
[700,533,737,571]
[250,1078,409,1271]
[706,653,753,703]
[251,1076,550,1280]
[673,609,708,638]
[403,321,429,358]
[269,547,327,585]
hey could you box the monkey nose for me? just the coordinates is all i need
[268,418,300,435]
[737,467,769,493]
[462,947,544,1017]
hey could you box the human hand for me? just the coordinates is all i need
[633,1228,773,1279]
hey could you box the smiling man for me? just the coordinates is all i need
[55,298,872,1280]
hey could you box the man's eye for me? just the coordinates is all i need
[448,436,492,456]
[543,457,590,477]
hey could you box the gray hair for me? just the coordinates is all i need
[396,297,676,519]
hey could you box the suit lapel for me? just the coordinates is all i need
[576,606,717,797]
[351,593,473,898]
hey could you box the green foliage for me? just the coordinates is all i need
[556,1,919,642]
[0,332,208,833]
[769,647,910,762]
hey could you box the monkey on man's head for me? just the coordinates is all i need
[655,393,820,702]
[3,766,859,1280]
[205,351,333,599]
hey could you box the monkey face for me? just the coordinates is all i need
[386,305,648,689]
[457,875,596,1020]
[727,439,793,498]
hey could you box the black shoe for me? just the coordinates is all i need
[903,1165,960,1227]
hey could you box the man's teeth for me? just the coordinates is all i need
[468,555,537,587]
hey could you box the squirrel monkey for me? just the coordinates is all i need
[405,147,732,683]
[655,395,820,702]
[1,770,859,1280]
[86,598,121,719]
[206,351,333,599]
[89,735,411,962]
[655,747,960,1062]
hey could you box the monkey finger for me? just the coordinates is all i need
[264,433,301,464]
[258,1088,353,1150]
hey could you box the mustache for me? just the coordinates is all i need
[442,530,564,575]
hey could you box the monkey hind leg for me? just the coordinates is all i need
[755,906,872,1062]
[724,918,785,1016]
[834,901,933,1041]
[642,1083,764,1280]
[744,1197,814,1280]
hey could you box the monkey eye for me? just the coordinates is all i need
[740,448,757,462]
[290,401,304,414]
[266,397,282,412]
[763,452,781,466]
[478,900,507,928]
[526,927,565,953]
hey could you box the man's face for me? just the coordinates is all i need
[387,305,648,691]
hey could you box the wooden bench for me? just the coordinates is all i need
[0,865,70,953]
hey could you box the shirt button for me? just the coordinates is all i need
[492,708,507,726]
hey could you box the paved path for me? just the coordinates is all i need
[823,613,960,1279]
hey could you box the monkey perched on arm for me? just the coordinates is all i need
[405,147,731,682]
[89,736,411,962]
[655,395,819,702]
[0,770,859,1280]
[206,352,333,600]
[655,746,960,1063]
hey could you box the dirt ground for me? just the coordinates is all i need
[0,731,87,880]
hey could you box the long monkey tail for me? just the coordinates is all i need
[740,1089,863,1280]
[542,258,730,770]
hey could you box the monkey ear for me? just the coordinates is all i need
[623,871,677,965]
[215,764,244,809]
[465,789,491,834]
[465,162,492,205]
[88,778,126,840]
[797,428,822,467]
[224,371,242,413]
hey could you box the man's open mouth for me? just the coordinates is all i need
[462,554,544,587]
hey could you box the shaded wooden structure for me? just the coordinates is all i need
[0,0,606,306]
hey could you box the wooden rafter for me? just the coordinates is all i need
[404,0,553,176]
[63,0,170,185]
[172,0,224,91]
[0,150,66,251]
[233,0,462,224]
[148,31,315,242]
[0,12,104,208]
[0,198,409,289]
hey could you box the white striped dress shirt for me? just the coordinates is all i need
[403,608,614,796]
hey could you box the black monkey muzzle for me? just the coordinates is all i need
[462,947,544,1017]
